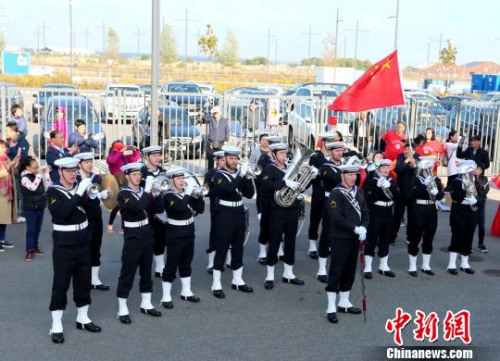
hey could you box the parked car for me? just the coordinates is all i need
[101,84,146,124]
[33,95,106,158]
[0,82,24,121]
[282,82,348,96]
[32,84,77,123]
[161,82,210,120]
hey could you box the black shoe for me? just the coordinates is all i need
[408,271,418,277]
[154,272,162,278]
[379,270,396,278]
[257,257,267,265]
[1,241,14,248]
[338,306,362,314]
[282,277,305,285]
[91,284,110,291]
[231,284,254,293]
[212,289,225,299]
[308,251,318,259]
[326,312,338,324]
[181,295,200,303]
[421,269,435,276]
[207,267,213,275]
[447,268,458,275]
[477,245,488,253]
[264,280,274,290]
[51,332,64,344]
[76,322,102,332]
[160,301,174,309]
[278,255,285,261]
[460,267,475,275]
[118,315,132,324]
[140,308,162,317]
[364,272,372,279]
[316,275,328,283]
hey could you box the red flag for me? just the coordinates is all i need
[329,50,404,112]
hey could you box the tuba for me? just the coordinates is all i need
[274,143,318,208]
[461,172,478,210]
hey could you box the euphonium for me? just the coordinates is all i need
[152,174,169,193]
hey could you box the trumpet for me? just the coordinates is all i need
[190,185,209,199]
[238,161,257,179]
[79,170,102,198]
[152,174,170,193]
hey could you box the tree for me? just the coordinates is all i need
[198,24,218,59]
[439,40,457,66]
[322,32,336,66]
[218,30,239,67]
[0,30,5,51]
[160,24,179,64]
[106,27,120,59]
[244,56,268,65]
[301,57,325,67]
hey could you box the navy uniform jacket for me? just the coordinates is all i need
[320,161,342,194]
[363,175,400,218]
[140,165,166,216]
[394,154,420,198]
[411,175,444,203]
[47,146,72,183]
[76,173,103,221]
[261,163,299,209]
[204,168,218,213]
[163,191,205,238]
[309,151,327,192]
[210,168,254,211]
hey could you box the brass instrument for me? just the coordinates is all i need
[79,171,102,198]
[377,174,394,200]
[461,172,478,210]
[184,171,208,199]
[151,174,170,194]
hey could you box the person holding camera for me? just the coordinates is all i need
[202,106,230,171]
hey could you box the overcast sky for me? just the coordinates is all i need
[1,0,499,67]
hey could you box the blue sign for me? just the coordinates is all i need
[1,51,31,75]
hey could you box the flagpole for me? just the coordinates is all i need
[395,50,413,150]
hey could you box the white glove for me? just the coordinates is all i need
[463,197,477,206]
[240,162,249,177]
[184,181,194,196]
[354,226,367,242]
[383,179,391,188]
[144,176,155,194]
[285,179,300,191]
[424,176,433,186]
[311,166,319,177]
[257,213,261,220]
[98,189,109,200]
[376,177,386,188]
[430,188,439,196]
[76,178,92,196]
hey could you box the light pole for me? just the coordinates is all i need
[151,0,160,145]
[69,0,74,81]
[345,20,368,81]
[300,25,320,80]
[333,8,343,82]
[175,9,200,80]
[387,0,400,50]
[133,28,144,67]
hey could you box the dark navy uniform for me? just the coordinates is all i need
[204,168,218,255]
[257,152,274,247]
[308,151,328,243]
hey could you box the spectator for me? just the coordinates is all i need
[52,106,69,146]
[242,101,264,134]
[415,128,444,174]
[47,130,77,183]
[444,130,461,190]
[0,139,20,252]
[249,133,269,172]
[202,106,230,171]
[349,111,374,158]
[68,119,99,153]
[457,135,490,173]
[19,156,52,261]
[380,121,407,161]
[473,165,489,253]
[8,104,28,136]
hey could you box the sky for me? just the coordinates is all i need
[1,0,499,68]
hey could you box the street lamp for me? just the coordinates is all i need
[387,0,400,50]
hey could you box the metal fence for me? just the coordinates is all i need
[1,84,499,176]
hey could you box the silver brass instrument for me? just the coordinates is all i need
[274,143,318,208]
[377,174,394,200]
[79,171,102,198]
[184,171,209,199]
[152,174,170,194]
[462,172,478,210]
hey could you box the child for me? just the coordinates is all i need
[0,140,20,252]
[8,104,28,136]
[19,156,52,261]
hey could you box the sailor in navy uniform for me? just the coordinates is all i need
[307,132,342,260]
[116,162,164,324]
[256,135,283,264]
[362,159,400,279]
[204,150,225,273]
[261,143,310,290]
[316,141,345,283]
[140,145,167,278]
[325,161,369,324]
[47,157,101,344]
[210,145,255,299]
[407,157,444,277]
[447,160,479,276]
[74,152,110,290]
[160,168,205,309]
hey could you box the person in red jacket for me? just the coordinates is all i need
[415,128,444,174]
[381,121,407,161]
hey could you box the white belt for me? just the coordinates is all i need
[416,199,434,205]
[374,201,394,207]
[219,200,243,207]
[53,221,88,232]
[324,191,330,197]
[124,219,149,228]
[167,217,194,226]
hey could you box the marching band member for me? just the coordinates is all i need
[74,152,110,290]
[160,168,205,309]
[47,157,101,344]
[261,143,305,289]
[407,157,444,277]
[307,132,341,259]
[363,159,400,279]
[447,160,479,276]
[324,161,369,324]
[210,145,255,299]
[116,163,164,324]
[140,145,167,278]
[316,141,345,283]
[204,150,225,274]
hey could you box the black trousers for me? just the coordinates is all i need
[392,197,414,243]
[162,235,194,282]
[408,204,438,256]
[207,211,216,253]
[255,182,263,214]
[449,204,477,256]
[89,217,104,267]
[213,207,245,271]
[206,145,222,172]
[258,199,271,246]
[117,227,154,298]
[308,189,324,241]
[477,205,485,245]
[325,237,358,293]
[151,217,167,256]
[318,201,331,258]
[267,207,298,266]
[366,216,392,258]
[49,242,92,311]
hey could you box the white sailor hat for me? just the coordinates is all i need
[375,159,392,168]
[221,145,242,156]
[214,150,225,159]
[320,131,342,142]
[120,162,145,174]
[73,152,95,161]
[417,157,435,170]
[338,164,360,174]
[325,141,345,150]
[165,168,186,178]
[344,155,362,167]
[457,160,477,174]
[54,157,80,169]
[269,143,288,152]
[266,135,282,144]
[142,145,162,155]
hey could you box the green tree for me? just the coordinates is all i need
[218,30,239,66]
[0,30,5,51]
[301,57,325,67]
[439,40,457,66]
[198,24,218,59]
[322,32,336,66]
[106,27,120,59]
[160,24,179,64]
[244,56,268,65]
